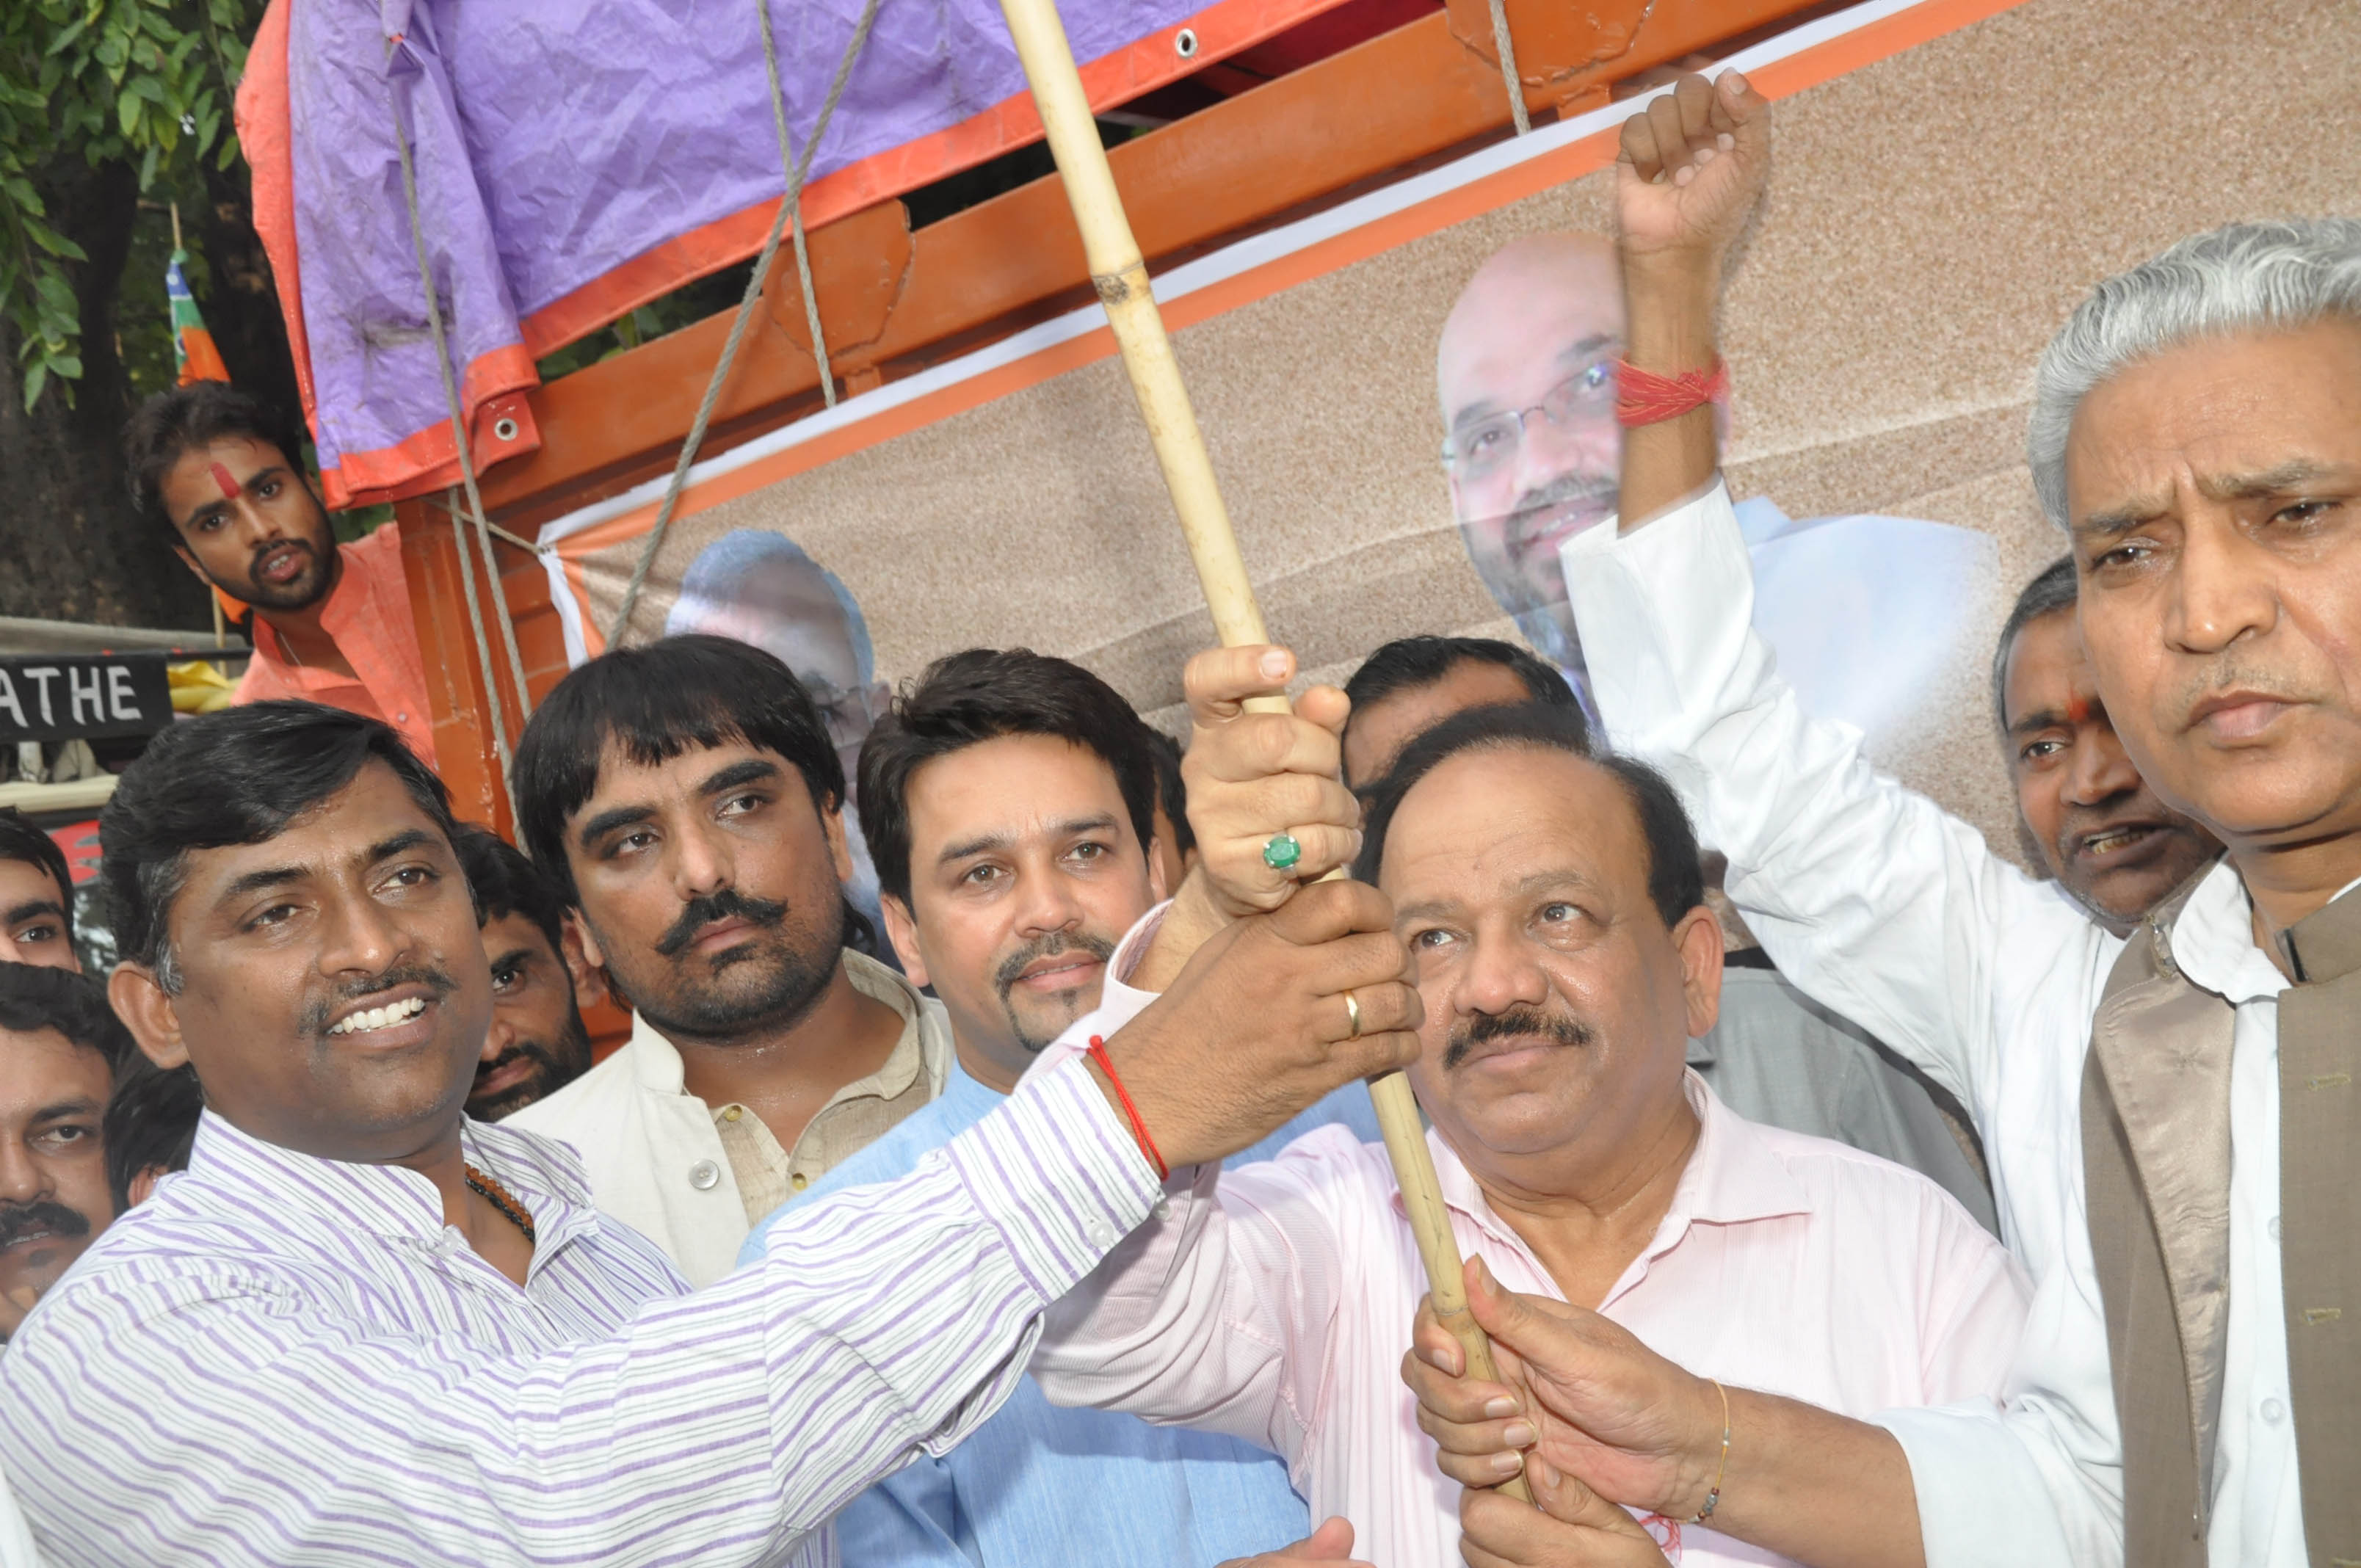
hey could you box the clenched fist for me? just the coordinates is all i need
[1097,877,1418,1169]
[1616,69,1771,275]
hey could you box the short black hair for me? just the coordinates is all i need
[0,811,73,942]
[451,824,567,959]
[514,635,846,904]
[1144,727,1195,857]
[1353,703,1704,929]
[99,701,457,989]
[1990,556,2079,736]
[120,382,308,537]
[857,648,1159,907]
[0,962,133,1075]
[1344,636,1584,728]
[102,1053,203,1212]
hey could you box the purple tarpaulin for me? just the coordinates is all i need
[239,0,1338,505]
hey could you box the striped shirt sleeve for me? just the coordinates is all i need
[0,1056,1158,1567]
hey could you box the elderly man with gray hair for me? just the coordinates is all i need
[1397,70,2359,1568]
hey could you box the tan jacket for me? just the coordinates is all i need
[2084,879,2360,1567]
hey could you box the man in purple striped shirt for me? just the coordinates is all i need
[0,699,1420,1567]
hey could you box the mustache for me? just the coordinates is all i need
[2173,659,2312,723]
[0,1200,91,1249]
[476,1039,559,1082]
[2054,791,2172,857]
[299,964,457,1036]
[993,930,1117,998]
[655,888,789,958]
[250,537,318,572]
[1443,1005,1594,1070]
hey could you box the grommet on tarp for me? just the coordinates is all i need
[1175,26,1197,58]
[493,416,519,443]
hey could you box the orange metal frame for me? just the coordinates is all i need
[402,0,1830,843]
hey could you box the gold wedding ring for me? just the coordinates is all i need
[1343,988,1363,1039]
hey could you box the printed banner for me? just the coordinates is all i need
[0,655,175,746]
[523,0,2360,867]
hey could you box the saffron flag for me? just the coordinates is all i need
[167,250,230,386]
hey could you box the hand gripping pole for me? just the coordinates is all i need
[995,0,1530,1503]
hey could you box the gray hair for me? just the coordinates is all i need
[2028,217,2361,529]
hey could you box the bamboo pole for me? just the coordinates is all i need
[995,0,1530,1502]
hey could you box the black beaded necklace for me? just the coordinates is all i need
[463,1162,537,1244]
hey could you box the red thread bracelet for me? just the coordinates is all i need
[1087,1036,1168,1180]
[1614,358,1730,427]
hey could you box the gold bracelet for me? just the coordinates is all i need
[1684,1378,1730,1525]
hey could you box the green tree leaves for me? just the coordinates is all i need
[2,0,253,411]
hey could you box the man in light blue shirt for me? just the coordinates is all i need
[740,647,1374,1568]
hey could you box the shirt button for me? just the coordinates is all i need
[2268,1215,2282,1241]
[2261,1398,2287,1425]
[1086,1220,1117,1248]
[722,1107,743,1123]
[791,1172,808,1191]
[1152,1199,1173,1222]
[688,1159,721,1191]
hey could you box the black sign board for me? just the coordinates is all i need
[0,653,177,744]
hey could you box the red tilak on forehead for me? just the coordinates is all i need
[2066,694,2094,725]
[208,460,242,501]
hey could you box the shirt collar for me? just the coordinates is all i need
[837,950,944,1100]
[1416,1070,1813,1262]
[2169,859,2293,1006]
[625,948,946,1100]
[624,1006,691,1092]
[181,1107,598,1247]
[937,1052,1008,1118]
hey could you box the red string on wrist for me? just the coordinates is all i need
[1086,1035,1168,1180]
[1614,358,1730,427]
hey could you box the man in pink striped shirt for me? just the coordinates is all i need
[1030,662,2031,1568]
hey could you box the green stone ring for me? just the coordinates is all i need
[1262,832,1303,873]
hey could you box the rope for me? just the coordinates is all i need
[1487,0,1531,135]
[766,0,838,415]
[460,484,534,730]
[606,0,881,645]
[440,484,514,792]
[386,46,534,804]
[422,493,540,553]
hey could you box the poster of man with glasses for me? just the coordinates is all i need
[1438,231,1994,747]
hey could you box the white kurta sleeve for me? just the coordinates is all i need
[1560,484,2110,1122]
[1563,484,2128,1568]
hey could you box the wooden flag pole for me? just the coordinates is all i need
[995,0,1530,1500]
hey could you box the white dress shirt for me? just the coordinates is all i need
[1559,482,2306,1567]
